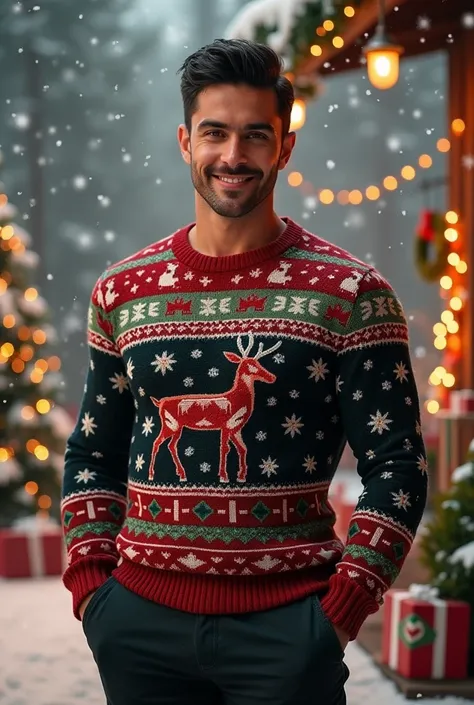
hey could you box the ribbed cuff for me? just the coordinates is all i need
[319,573,379,640]
[62,558,117,620]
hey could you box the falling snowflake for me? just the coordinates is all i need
[462,154,474,170]
[417,455,429,475]
[259,456,279,478]
[142,417,155,436]
[368,410,393,435]
[109,372,129,393]
[81,412,97,437]
[151,351,176,375]
[394,362,409,383]
[282,413,304,438]
[135,454,145,471]
[74,468,96,484]
[255,431,267,441]
[416,15,431,30]
[200,462,211,473]
[183,377,194,387]
[391,489,411,511]
[307,358,329,382]
[353,390,363,401]
[462,13,474,28]
[303,455,317,474]
[208,367,219,377]
[191,349,203,359]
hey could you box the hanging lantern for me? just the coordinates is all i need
[363,1,403,90]
[290,98,306,131]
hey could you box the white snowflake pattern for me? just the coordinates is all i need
[74,468,97,484]
[289,390,299,399]
[109,372,129,393]
[382,381,392,391]
[325,395,333,403]
[353,390,363,401]
[184,446,195,456]
[200,298,217,316]
[405,397,412,406]
[151,351,177,375]
[250,268,262,278]
[90,360,95,371]
[381,471,393,479]
[417,455,429,475]
[200,276,212,287]
[368,410,393,435]
[200,462,211,473]
[331,415,339,424]
[316,431,324,440]
[267,397,277,406]
[394,362,409,383]
[259,456,279,478]
[142,417,155,436]
[78,546,92,556]
[303,455,317,474]
[208,367,219,378]
[91,451,103,458]
[135,454,145,471]
[126,358,135,379]
[184,271,194,281]
[231,274,243,285]
[307,358,329,382]
[183,377,194,387]
[273,353,285,364]
[415,420,422,436]
[366,449,376,459]
[81,412,97,437]
[282,414,304,438]
[191,349,203,359]
[364,360,373,371]
[96,394,106,405]
[255,431,267,441]
[403,439,413,451]
[391,489,411,511]
[138,387,146,397]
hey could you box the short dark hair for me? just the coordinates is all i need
[178,38,294,135]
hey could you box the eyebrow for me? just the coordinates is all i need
[196,120,276,134]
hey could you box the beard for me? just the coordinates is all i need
[190,159,279,219]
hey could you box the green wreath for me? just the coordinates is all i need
[414,211,450,283]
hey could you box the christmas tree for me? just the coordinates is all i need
[420,439,474,674]
[0,158,73,527]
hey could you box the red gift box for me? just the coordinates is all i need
[381,585,470,680]
[450,389,474,414]
[0,522,65,578]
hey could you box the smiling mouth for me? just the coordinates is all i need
[213,175,254,185]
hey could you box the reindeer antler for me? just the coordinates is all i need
[254,339,282,360]
[237,334,255,358]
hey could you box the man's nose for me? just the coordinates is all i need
[221,135,247,169]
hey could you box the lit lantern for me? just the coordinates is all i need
[290,98,306,131]
[363,11,403,91]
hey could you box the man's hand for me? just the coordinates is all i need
[332,624,350,651]
[79,590,97,621]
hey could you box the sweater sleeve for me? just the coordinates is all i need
[320,270,428,639]
[61,275,135,619]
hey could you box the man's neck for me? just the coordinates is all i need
[188,199,287,258]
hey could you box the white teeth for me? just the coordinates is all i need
[217,176,249,183]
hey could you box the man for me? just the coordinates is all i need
[61,38,427,705]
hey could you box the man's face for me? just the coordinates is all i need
[178,84,295,219]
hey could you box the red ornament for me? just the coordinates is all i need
[417,209,436,242]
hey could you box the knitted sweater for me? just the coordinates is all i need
[61,217,428,639]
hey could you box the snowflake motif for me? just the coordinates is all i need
[307,358,329,382]
[138,387,146,397]
[403,439,413,451]
[327,455,334,465]
[91,451,103,458]
[109,372,129,393]
[184,271,194,280]
[142,417,155,436]
[366,449,376,459]
[303,455,317,474]
[200,462,211,473]
[151,351,176,375]
[126,358,135,379]
[273,353,285,364]
[200,298,216,316]
[81,412,97,437]
[200,276,212,287]
[325,395,333,403]
[96,394,106,405]
[90,360,95,371]
[335,376,344,393]
[309,276,319,285]
[74,468,96,484]
[255,431,267,441]
[364,360,373,371]
[368,410,393,435]
[282,413,304,438]
[135,454,145,471]
[331,415,339,424]
[417,455,429,475]
[289,389,299,399]
[405,397,413,406]
[415,420,422,436]
[250,268,262,278]
[183,377,194,387]
[78,546,91,556]
[394,362,409,383]
[100,543,113,551]
[391,489,411,511]
[231,274,243,284]
[267,397,277,407]
[353,390,363,401]
[316,431,324,440]
[259,456,279,478]
[208,367,219,378]
[381,471,393,479]
[382,381,392,391]
[184,446,195,456]
[191,349,203,359]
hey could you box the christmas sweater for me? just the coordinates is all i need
[61,218,428,638]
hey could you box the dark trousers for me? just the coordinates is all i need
[82,576,349,705]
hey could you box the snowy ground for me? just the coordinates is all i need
[0,577,469,705]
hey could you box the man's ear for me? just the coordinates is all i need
[278,131,297,171]
[177,124,191,165]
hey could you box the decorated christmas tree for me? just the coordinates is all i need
[0,159,73,527]
[420,439,474,674]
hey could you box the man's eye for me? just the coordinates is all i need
[248,132,267,139]
[206,131,224,138]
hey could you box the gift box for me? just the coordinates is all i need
[450,389,474,415]
[381,584,470,680]
[0,517,65,578]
